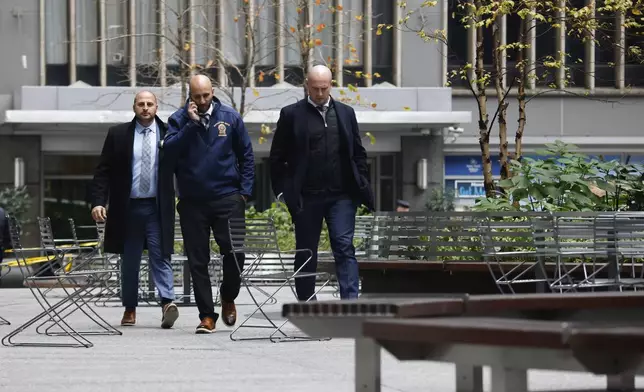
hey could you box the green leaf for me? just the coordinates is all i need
[560,174,580,183]
[546,186,563,198]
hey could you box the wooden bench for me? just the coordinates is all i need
[363,316,644,392]
[283,291,644,392]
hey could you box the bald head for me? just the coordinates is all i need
[189,74,214,112]
[306,65,333,105]
[134,90,157,105]
[307,65,333,83]
[133,90,157,126]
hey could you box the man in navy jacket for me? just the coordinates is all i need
[163,74,254,334]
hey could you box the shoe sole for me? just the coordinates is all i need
[195,326,214,334]
[161,305,179,329]
[121,322,135,326]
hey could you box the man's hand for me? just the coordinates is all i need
[91,206,107,222]
[187,101,200,122]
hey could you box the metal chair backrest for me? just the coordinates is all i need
[228,217,280,254]
[96,221,106,244]
[354,215,374,251]
[6,215,22,251]
[612,212,644,257]
[68,218,80,247]
[228,217,289,279]
[38,217,56,250]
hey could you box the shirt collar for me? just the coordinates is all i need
[307,96,331,108]
[135,119,157,134]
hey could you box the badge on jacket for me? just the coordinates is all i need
[215,121,228,137]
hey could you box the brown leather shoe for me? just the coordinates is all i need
[195,316,216,334]
[161,303,179,329]
[221,300,237,326]
[121,309,136,326]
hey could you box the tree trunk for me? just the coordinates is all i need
[515,16,527,161]
[474,1,494,197]
[239,2,253,117]
[494,18,510,181]
[178,12,188,104]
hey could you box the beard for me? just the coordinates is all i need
[197,99,212,113]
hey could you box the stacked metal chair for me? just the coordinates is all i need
[2,215,121,348]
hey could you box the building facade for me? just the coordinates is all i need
[1,0,644,239]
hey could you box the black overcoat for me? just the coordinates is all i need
[269,98,375,215]
[90,116,175,255]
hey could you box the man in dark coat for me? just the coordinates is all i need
[90,91,178,329]
[269,65,375,301]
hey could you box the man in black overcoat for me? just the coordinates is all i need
[269,65,375,301]
[90,91,178,328]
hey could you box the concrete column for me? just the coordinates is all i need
[400,132,444,210]
[0,135,42,247]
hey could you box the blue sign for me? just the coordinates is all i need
[445,154,622,177]
[444,156,501,177]
[624,155,644,164]
[454,180,486,198]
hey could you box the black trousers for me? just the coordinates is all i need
[177,193,246,320]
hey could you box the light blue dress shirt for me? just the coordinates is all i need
[130,121,159,199]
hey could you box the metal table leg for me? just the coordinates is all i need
[355,337,381,392]
[456,364,484,392]
[491,367,527,392]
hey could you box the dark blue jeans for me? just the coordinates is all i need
[121,198,175,309]
[294,195,359,300]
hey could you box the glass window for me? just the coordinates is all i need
[43,155,101,177]
[380,155,394,177]
[379,178,394,211]
[44,179,94,240]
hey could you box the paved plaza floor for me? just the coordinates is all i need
[0,286,642,392]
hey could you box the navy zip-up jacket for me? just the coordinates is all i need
[163,97,255,201]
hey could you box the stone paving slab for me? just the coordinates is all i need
[0,287,641,392]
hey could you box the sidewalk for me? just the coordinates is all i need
[0,287,637,392]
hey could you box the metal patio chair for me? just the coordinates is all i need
[1,215,121,348]
[228,217,332,342]
[478,213,551,294]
